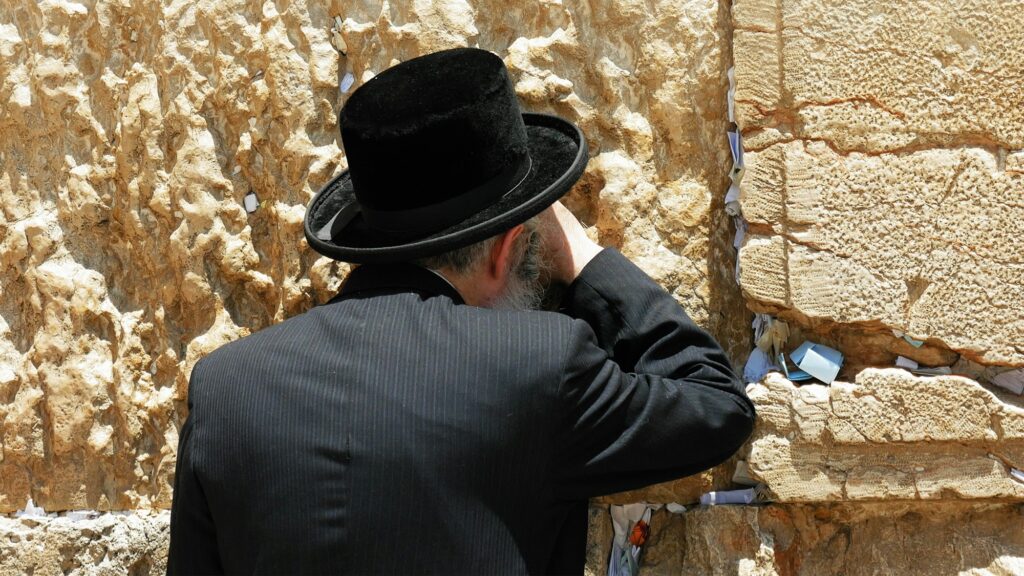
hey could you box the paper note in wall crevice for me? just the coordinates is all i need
[243,192,260,213]
[754,315,789,360]
[727,66,736,122]
[991,368,1024,395]
[727,131,744,182]
[608,504,661,576]
[895,356,919,371]
[699,484,771,506]
[725,181,741,217]
[732,217,747,250]
[743,347,776,384]
[892,329,925,348]
[786,341,843,384]
[732,461,759,487]
[911,365,953,377]
[777,352,811,382]
[340,71,356,93]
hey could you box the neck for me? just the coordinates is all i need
[432,269,488,307]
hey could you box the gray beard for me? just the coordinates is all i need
[491,227,546,311]
[491,270,545,311]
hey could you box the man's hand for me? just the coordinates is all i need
[538,201,603,285]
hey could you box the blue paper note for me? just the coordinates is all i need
[778,351,813,382]
[790,341,815,364]
[790,341,843,384]
[799,346,843,384]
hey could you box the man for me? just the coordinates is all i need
[168,48,755,575]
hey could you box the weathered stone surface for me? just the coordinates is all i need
[626,503,1024,576]
[733,0,1024,367]
[746,370,1024,502]
[739,142,1024,367]
[5,0,1024,572]
[584,503,1024,575]
[0,511,169,575]
[594,369,1024,505]
[0,0,744,512]
[733,0,1024,152]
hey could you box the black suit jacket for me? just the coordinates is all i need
[168,248,755,575]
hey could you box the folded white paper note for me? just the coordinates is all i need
[699,485,770,506]
[727,131,744,181]
[895,356,919,370]
[243,192,259,213]
[991,368,1024,395]
[725,182,741,216]
[892,329,925,348]
[911,366,953,377]
[790,341,843,384]
[757,317,790,358]
[340,71,355,93]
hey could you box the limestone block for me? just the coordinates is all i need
[0,511,169,575]
[591,369,1024,506]
[738,141,1024,366]
[600,503,1024,576]
[747,370,1024,502]
[733,0,1024,152]
[733,0,1024,368]
[0,0,746,512]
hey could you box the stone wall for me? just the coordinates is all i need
[1,0,1021,574]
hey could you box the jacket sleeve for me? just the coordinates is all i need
[551,248,756,498]
[167,364,224,575]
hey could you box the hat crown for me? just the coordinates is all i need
[339,48,531,231]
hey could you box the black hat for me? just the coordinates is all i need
[304,47,588,263]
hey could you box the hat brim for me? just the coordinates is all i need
[304,113,588,263]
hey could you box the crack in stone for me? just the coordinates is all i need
[739,133,1010,157]
[737,94,908,122]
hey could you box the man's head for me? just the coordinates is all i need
[414,216,546,310]
[303,48,589,272]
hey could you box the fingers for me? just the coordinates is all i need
[541,201,603,284]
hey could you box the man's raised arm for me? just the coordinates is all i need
[541,203,755,498]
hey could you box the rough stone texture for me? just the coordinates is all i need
[739,143,1024,368]
[597,369,1024,506]
[0,511,168,575]
[592,503,1024,576]
[0,0,744,513]
[747,370,1024,502]
[733,0,1024,367]
[3,0,1024,573]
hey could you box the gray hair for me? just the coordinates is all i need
[414,217,540,276]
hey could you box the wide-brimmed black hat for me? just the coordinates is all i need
[304,47,588,263]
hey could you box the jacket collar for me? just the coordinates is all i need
[334,263,465,305]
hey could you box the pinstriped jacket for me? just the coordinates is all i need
[167,248,756,575]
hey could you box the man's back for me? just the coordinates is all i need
[170,250,755,575]
[176,266,576,573]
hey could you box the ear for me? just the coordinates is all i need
[486,224,525,285]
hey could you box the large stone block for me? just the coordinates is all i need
[747,370,1024,502]
[616,503,1024,575]
[738,141,1024,367]
[0,0,745,512]
[595,369,1024,505]
[733,0,1024,152]
[733,0,1024,367]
